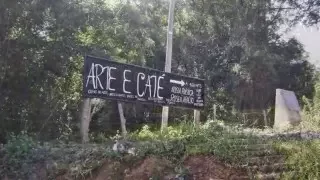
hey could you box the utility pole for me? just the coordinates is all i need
[161,0,176,132]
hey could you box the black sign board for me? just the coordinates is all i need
[83,55,205,109]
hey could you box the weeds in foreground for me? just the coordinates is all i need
[301,82,320,132]
[274,140,320,180]
[9,120,320,179]
[1,120,263,179]
[129,120,263,164]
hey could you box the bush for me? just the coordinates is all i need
[129,122,193,141]
[135,140,186,160]
[130,120,262,164]
[1,132,41,178]
[274,140,320,179]
[301,80,320,132]
[4,131,37,162]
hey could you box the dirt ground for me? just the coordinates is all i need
[183,155,247,180]
[89,155,247,180]
[2,155,247,180]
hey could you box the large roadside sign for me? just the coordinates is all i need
[83,55,205,109]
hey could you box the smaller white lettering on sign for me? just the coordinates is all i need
[182,88,194,96]
[171,86,181,94]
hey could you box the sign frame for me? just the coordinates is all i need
[82,55,205,110]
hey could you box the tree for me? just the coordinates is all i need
[284,0,320,26]
[0,0,317,142]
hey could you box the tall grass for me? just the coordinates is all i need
[128,120,263,164]
[274,140,320,179]
[274,81,320,179]
[301,81,320,132]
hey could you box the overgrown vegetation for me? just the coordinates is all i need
[271,76,320,179]
[1,117,320,179]
[274,140,320,179]
[1,0,320,179]
[1,0,319,143]
[1,134,124,179]
[0,121,265,179]
[129,121,263,163]
[301,75,320,131]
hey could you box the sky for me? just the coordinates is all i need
[284,25,320,68]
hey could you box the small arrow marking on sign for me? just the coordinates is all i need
[170,79,185,86]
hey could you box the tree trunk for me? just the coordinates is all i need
[80,98,91,143]
[262,109,268,127]
[117,102,127,137]
[193,110,200,126]
[213,104,217,120]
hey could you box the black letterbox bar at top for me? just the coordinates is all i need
[83,55,205,109]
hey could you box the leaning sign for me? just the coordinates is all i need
[83,55,205,109]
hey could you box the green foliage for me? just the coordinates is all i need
[274,140,320,179]
[1,140,124,179]
[136,140,186,160]
[131,120,263,164]
[0,0,317,142]
[174,165,190,179]
[90,132,111,143]
[130,122,193,141]
[1,132,42,178]
[4,132,37,162]
[1,1,319,179]
[301,75,320,131]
